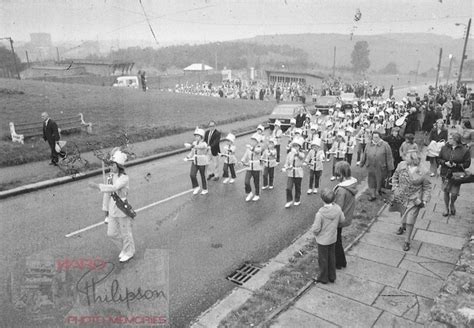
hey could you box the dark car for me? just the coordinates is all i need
[268,104,312,131]
[314,95,339,115]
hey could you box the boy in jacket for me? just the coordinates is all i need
[312,188,345,284]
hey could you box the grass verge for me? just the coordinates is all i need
[218,192,386,328]
[0,78,275,167]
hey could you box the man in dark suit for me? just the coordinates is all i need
[204,120,221,181]
[42,112,61,165]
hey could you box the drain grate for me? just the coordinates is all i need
[227,263,262,285]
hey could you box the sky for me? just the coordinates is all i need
[0,0,472,45]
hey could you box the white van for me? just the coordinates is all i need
[112,76,139,89]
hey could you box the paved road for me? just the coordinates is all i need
[1,132,369,327]
[0,84,425,327]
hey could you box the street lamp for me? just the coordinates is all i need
[455,18,471,86]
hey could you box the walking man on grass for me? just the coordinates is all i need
[42,112,61,166]
[205,120,221,181]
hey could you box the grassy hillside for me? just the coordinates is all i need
[244,33,471,74]
[0,78,274,166]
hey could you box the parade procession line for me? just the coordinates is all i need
[64,167,248,238]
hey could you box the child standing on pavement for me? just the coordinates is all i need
[261,138,278,190]
[241,133,263,202]
[220,133,237,184]
[312,188,345,284]
[184,128,209,195]
[305,139,325,194]
[283,139,305,208]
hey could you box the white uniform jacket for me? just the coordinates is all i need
[187,140,209,166]
[100,173,130,218]
[261,148,278,168]
[285,150,305,178]
[305,149,325,171]
[241,144,263,171]
[330,141,347,159]
[221,144,237,164]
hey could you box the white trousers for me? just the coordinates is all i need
[107,216,135,258]
[208,155,220,177]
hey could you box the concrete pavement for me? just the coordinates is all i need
[270,176,473,328]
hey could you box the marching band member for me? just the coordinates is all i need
[89,148,135,263]
[356,121,370,166]
[322,121,334,162]
[271,120,283,162]
[261,138,278,190]
[220,133,237,184]
[329,131,347,181]
[287,128,305,153]
[283,139,305,208]
[305,138,325,194]
[284,118,297,139]
[241,133,263,202]
[184,128,209,195]
[345,127,356,165]
[302,117,312,150]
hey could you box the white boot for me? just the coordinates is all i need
[193,187,200,195]
[246,192,254,202]
[252,195,260,201]
[285,201,293,208]
[229,178,235,184]
[313,188,318,194]
[223,177,230,184]
[201,189,208,195]
[307,189,312,194]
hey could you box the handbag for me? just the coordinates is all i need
[111,192,137,219]
[450,170,473,184]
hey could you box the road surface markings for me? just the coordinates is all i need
[65,169,248,238]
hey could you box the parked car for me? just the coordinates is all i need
[407,87,418,97]
[268,103,311,131]
[112,76,139,89]
[313,95,339,115]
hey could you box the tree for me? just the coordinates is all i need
[351,41,370,74]
[0,45,22,78]
[379,62,398,75]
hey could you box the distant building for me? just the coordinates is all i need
[265,70,324,87]
[183,63,213,74]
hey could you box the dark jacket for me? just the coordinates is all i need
[422,110,437,132]
[404,112,419,135]
[43,119,60,144]
[295,113,306,128]
[204,129,221,156]
[384,134,404,166]
[438,144,471,177]
[334,177,358,228]
[429,128,448,143]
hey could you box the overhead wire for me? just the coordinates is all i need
[138,0,159,45]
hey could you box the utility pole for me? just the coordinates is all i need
[457,18,471,86]
[415,60,420,84]
[332,46,336,78]
[2,37,21,79]
[25,51,30,68]
[56,47,60,62]
[446,54,453,85]
[435,48,442,89]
